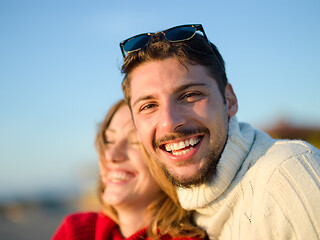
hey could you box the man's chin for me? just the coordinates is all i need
[162,168,209,188]
[159,155,218,188]
[150,149,219,188]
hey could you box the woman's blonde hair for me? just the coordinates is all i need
[95,99,206,239]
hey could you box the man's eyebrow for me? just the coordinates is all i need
[175,83,207,93]
[132,95,155,109]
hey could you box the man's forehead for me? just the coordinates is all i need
[129,58,216,104]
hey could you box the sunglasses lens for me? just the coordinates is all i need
[123,34,151,53]
[165,26,196,41]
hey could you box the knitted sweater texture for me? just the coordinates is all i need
[177,117,320,240]
[51,211,203,240]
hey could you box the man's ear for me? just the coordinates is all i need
[225,83,238,117]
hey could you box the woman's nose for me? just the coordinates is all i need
[104,142,127,163]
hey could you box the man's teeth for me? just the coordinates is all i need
[164,137,200,152]
[108,172,133,182]
[172,147,194,156]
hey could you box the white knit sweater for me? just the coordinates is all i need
[177,117,320,240]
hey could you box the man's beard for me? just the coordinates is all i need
[151,126,228,188]
[158,142,223,188]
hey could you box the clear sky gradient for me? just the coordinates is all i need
[1,0,319,200]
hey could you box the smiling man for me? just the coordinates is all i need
[120,24,320,239]
[127,57,237,188]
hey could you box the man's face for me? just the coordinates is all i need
[129,57,238,187]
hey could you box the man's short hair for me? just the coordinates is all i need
[121,33,228,105]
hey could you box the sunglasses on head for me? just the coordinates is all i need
[119,24,210,58]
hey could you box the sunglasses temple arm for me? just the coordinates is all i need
[203,32,210,44]
[200,27,211,45]
[120,43,126,58]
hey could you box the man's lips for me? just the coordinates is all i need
[160,135,203,156]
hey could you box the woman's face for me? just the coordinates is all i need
[100,105,162,210]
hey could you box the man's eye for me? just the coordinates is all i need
[180,92,202,101]
[185,92,198,98]
[140,103,157,112]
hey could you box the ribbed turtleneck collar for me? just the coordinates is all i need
[177,116,255,210]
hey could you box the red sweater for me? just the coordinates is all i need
[51,211,203,240]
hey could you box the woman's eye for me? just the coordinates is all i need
[128,136,140,146]
[104,141,114,147]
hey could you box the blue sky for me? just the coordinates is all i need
[1,0,320,199]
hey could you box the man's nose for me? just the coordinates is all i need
[157,101,185,133]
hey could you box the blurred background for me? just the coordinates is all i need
[1,0,319,239]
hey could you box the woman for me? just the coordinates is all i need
[52,99,206,240]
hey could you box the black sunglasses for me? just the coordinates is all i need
[119,24,210,58]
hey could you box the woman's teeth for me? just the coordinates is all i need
[108,171,133,182]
